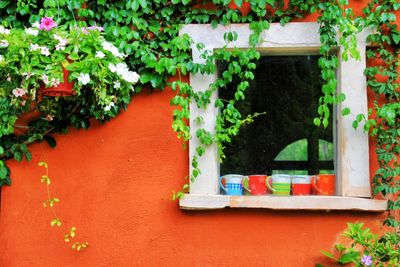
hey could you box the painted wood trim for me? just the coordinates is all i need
[337,31,371,197]
[182,23,373,198]
[180,194,387,212]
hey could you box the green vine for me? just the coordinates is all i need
[0,0,398,262]
[39,162,89,251]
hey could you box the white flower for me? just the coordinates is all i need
[0,55,4,62]
[0,40,9,47]
[40,46,51,56]
[53,34,62,41]
[108,62,140,84]
[25,28,39,36]
[53,34,67,50]
[44,114,54,121]
[102,41,124,58]
[29,43,40,51]
[55,43,66,51]
[32,21,40,29]
[113,81,121,89]
[12,88,27,97]
[41,74,49,84]
[7,74,11,82]
[51,78,60,87]
[121,71,140,83]
[104,102,115,111]
[22,72,32,79]
[95,51,105,59]
[0,26,10,35]
[78,73,91,85]
[108,63,117,73]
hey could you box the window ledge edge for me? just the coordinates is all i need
[179,194,387,212]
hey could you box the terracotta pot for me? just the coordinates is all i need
[14,103,41,136]
[40,64,75,97]
[228,1,251,16]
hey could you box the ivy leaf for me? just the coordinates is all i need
[138,0,147,9]
[341,107,350,116]
[234,0,243,7]
[44,135,57,148]
[392,34,400,45]
[0,1,9,9]
[313,118,321,126]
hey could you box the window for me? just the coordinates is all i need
[179,23,386,211]
[218,55,334,176]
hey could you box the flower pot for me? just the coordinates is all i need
[228,1,251,16]
[40,64,75,97]
[14,103,41,136]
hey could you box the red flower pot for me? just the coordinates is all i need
[40,64,75,97]
[228,1,251,16]
[14,103,41,136]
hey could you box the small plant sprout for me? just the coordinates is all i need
[38,162,89,251]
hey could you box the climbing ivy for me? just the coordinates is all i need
[0,0,398,260]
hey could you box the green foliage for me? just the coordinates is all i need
[320,223,400,266]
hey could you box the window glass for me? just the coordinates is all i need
[219,55,334,176]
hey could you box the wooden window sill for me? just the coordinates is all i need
[179,194,387,212]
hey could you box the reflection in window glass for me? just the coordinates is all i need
[275,139,307,161]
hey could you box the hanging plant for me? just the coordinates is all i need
[0,16,140,185]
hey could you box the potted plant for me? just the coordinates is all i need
[0,17,140,136]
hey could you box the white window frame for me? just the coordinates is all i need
[179,22,387,211]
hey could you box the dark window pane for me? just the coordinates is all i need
[218,55,334,176]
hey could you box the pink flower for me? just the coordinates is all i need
[12,88,27,97]
[44,114,54,121]
[39,17,57,31]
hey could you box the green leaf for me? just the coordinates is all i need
[38,162,48,169]
[320,250,337,261]
[392,34,400,44]
[0,0,9,9]
[234,0,243,7]
[313,118,321,126]
[44,135,57,148]
[50,218,62,227]
[338,251,359,264]
[138,0,147,8]
[341,107,350,116]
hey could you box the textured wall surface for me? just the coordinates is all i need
[0,1,395,266]
[0,87,385,267]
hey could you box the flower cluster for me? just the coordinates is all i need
[12,88,27,97]
[30,44,51,56]
[108,63,140,85]
[0,25,10,35]
[78,73,91,85]
[102,41,124,58]
[0,15,141,133]
[53,34,68,51]
[41,74,60,87]
[25,28,39,36]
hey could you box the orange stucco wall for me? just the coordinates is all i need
[0,1,395,266]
